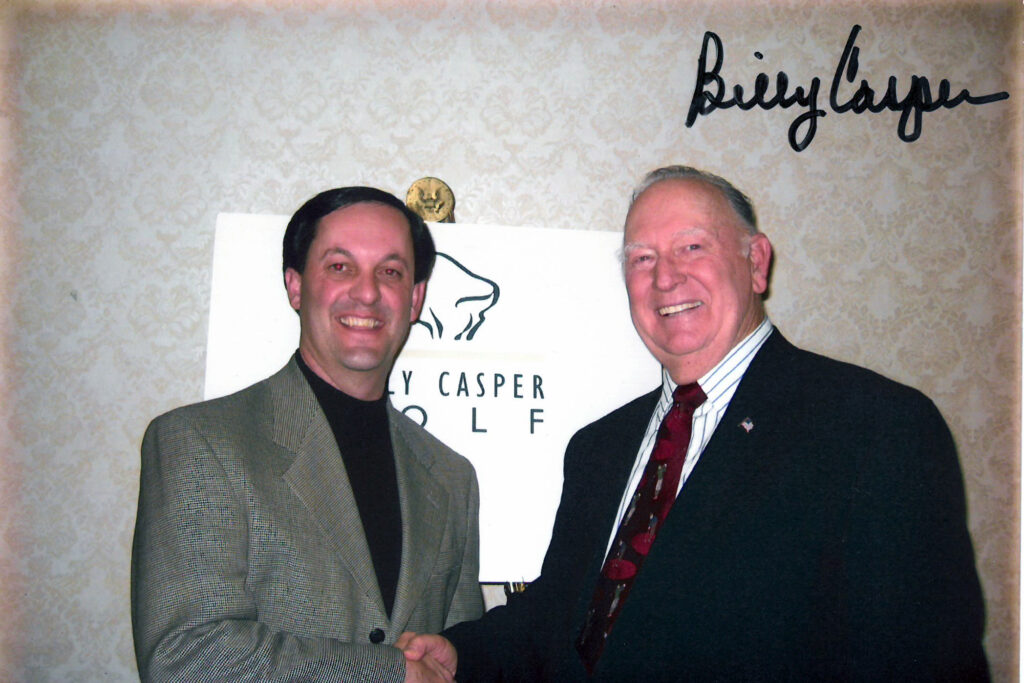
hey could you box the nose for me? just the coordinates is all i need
[653,255,683,291]
[349,271,381,305]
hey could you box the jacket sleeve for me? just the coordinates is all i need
[443,470,484,630]
[444,425,604,682]
[841,392,989,681]
[130,412,407,683]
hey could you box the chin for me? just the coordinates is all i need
[333,349,388,372]
[654,332,709,355]
[346,361,388,374]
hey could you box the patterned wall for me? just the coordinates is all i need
[1,1,1019,680]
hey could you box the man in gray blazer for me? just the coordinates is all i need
[132,187,482,682]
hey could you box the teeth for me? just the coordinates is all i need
[339,316,381,329]
[658,302,701,316]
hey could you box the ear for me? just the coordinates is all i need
[747,233,772,295]
[284,268,302,312]
[410,280,426,322]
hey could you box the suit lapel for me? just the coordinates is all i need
[270,360,386,617]
[388,411,448,629]
[673,332,795,532]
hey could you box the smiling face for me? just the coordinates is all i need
[285,202,425,400]
[623,178,772,384]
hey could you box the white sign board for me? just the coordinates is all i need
[206,214,660,580]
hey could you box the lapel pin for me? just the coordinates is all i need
[739,417,754,433]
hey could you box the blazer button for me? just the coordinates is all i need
[369,628,385,644]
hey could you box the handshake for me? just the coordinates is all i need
[397,632,458,683]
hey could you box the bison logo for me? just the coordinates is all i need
[415,253,499,341]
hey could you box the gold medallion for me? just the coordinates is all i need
[406,177,456,223]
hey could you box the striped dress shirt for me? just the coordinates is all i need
[604,318,774,559]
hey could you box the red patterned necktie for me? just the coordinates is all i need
[575,382,707,674]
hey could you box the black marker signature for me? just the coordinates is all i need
[685,24,1009,152]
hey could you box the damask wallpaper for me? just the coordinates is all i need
[1,1,1020,680]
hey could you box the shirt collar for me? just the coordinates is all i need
[660,317,774,407]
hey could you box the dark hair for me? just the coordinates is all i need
[630,165,758,235]
[282,186,436,284]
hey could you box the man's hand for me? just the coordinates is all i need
[403,655,454,683]
[397,632,457,682]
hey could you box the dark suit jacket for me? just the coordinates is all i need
[131,359,483,682]
[446,331,987,681]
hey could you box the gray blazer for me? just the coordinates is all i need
[131,359,483,682]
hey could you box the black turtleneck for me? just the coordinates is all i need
[296,352,402,618]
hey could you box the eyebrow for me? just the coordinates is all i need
[317,247,411,265]
[623,227,711,252]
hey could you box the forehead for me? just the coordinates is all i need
[624,179,742,243]
[312,201,414,253]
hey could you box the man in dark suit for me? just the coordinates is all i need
[132,187,482,682]
[403,166,988,680]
